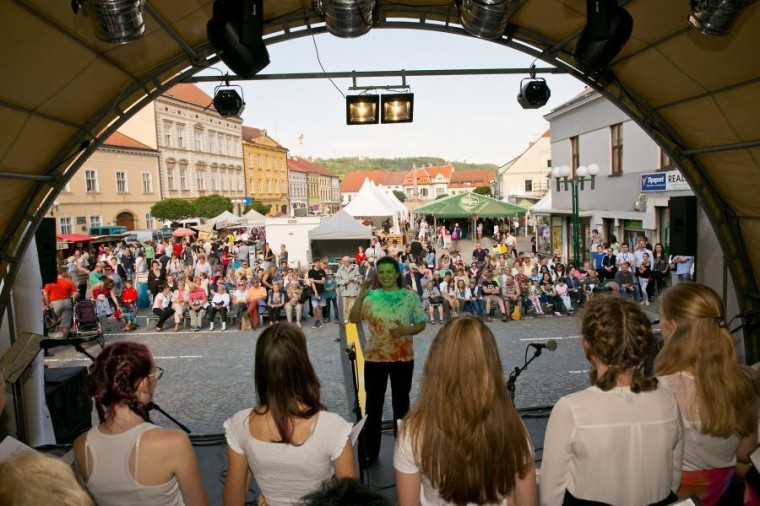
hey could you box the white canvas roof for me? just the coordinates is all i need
[343,178,399,218]
[207,210,239,226]
[309,210,371,240]
[242,208,266,226]
[375,183,409,218]
[529,192,553,213]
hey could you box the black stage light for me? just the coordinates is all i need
[346,95,379,125]
[381,93,414,123]
[517,78,551,109]
[213,87,245,117]
[574,0,633,70]
[207,0,270,78]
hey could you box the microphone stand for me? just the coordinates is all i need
[507,345,545,403]
[346,344,368,484]
[147,402,191,434]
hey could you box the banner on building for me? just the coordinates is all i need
[640,170,690,192]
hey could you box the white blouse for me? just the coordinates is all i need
[657,372,742,470]
[540,385,684,506]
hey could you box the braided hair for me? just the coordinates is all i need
[86,342,153,423]
[581,295,658,393]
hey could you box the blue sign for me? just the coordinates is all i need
[640,172,667,192]
[244,197,252,205]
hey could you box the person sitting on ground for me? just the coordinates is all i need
[395,315,536,506]
[73,342,208,506]
[223,323,356,506]
[0,452,94,506]
[540,295,683,506]
[207,283,230,331]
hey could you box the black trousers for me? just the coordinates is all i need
[363,360,414,463]
[152,307,175,328]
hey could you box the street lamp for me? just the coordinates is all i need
[550,164,600,265]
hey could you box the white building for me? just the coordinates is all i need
[287,160,309,216]
[497,130,551,201]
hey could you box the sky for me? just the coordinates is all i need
[195,29,586,167]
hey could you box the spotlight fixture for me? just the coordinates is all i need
[346,95,379,125]
[381,94,414,124]
[689,0,757,36]
[318,0,376,38]
[459,0,521,40]
[517,67,551,109]
[213,84,246,117]
[207,0,270,78]
[73,0,146,44]
[574,0,633,70]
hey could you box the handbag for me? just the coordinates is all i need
[430,296,443,304]
[511,305,521,320]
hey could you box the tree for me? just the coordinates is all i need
[393,190,406,203]
[150,199,195,222]
[244,200,271,216]
[193,194,233,218]
[472,186,492,196]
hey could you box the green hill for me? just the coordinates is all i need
[314,157,498,180]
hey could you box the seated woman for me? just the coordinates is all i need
[73,342,207,506]
[422,279,444,325]
[540,295,683,506]
[223,323,356,505]
[171,279,188,332]
[285,276,304,328]
[395,315,536,505]
[187,278,207,332]
[207,283,230,331]
[267,279,286,324]
[655,282,758,505]
[151,284,174,332]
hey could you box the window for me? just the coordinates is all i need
[208,132,215,153]
[90,215,101,227]
[611,123,623,176]
[145,213,155,230]
[167,168,175,190]
[227,137,233,156]
[570,136,579,177]
[546,159,552,167]
[176,125,185,149]
[85,169,99,193]
[257,154,262,169]
[197,170,205,191]
[210,170,217,191]
[116,171,127,193]
[76,216,87,226]
[268,179,272,193]
[525,179,533,192]
[248,153,253,167]
[163,123,172,147]
[179,167,187,190]
[420,188,428,197]
[141,173,153,193]
[218,136,224,155]
[660,149,674,170]
[258,180,263,193]
[59,217,73,234]
[194,129,203,151]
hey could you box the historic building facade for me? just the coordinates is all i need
[242,126,289,215]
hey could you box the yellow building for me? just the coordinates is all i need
[53,132,161,233]
[242,126,289,215]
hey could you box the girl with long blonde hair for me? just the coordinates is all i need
[394,315,536,505]
[655,282,758,504]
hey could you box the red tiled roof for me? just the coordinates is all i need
[287,157,335,177]
[163,83,213,109]
[103,131,154,151]
[449,170,495,187]
[241,126,285,148]
[340,171,409,192]
[384,171,407,185]
[426,164,454,179]
[403,167,431,185]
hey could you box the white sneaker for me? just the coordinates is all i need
[209,322,214,331]
[221,322,226,331]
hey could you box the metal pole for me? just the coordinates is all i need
[572,180,580,265]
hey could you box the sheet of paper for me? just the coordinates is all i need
[0,435,35,462]
[349,415,368,447]
[0,332,43,383]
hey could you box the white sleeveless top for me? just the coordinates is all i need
[84,422,185,506]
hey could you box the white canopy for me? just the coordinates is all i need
[308,210,372,240]
[529,192,553,213]
[343,178,400,218]
[207,210,240,227]
[378,184,409,218]
[242,208,266,226]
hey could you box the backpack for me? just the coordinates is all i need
[451,229,459,240]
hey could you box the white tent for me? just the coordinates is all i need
[207,210,240,227]
[241,208,266,226]
[378,184,409,218]
[529,192,552,212]
[308,210,371,261]
[343,178,399,218]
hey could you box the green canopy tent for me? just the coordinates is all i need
[412,192,527,240]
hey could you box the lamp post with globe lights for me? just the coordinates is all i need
[550,164,600,265]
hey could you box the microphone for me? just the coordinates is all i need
[39,337,88,350]
[529,340,557,352]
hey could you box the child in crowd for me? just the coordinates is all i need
[527,280,545,316]
[555,278,574,314]
[119,279,138,331]
[324,270,339,323]
[638,252,652,306]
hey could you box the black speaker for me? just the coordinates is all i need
[207,0,270,78]
[36,217,58,285]
[45,367,93,444]
[574,0,633,70]
[669,196,697,256]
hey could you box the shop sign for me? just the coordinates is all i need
[641,170,690,192]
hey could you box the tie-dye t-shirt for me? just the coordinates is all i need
[361,288,427,363]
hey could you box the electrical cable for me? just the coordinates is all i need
[304,14,346,99]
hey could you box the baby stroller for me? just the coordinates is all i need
[72,299,105,349]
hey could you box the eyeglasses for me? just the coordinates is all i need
[149,366,164,381]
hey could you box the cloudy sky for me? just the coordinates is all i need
[196,28,586,166]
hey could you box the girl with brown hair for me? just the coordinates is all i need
[540,295,683,506]
[394,314,536,505]
[655,282,758,504]
[223,323,356,505]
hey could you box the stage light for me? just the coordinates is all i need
[75,0,146,44]
[381,94,414,124]
[346,95,379,125]
[460,0,521,40]
[207,0,270,78]
[213,86,245,117]
[689,0,757,36]
[574,0,633,70]
[321,0,376,38]
[517,77,551,109]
